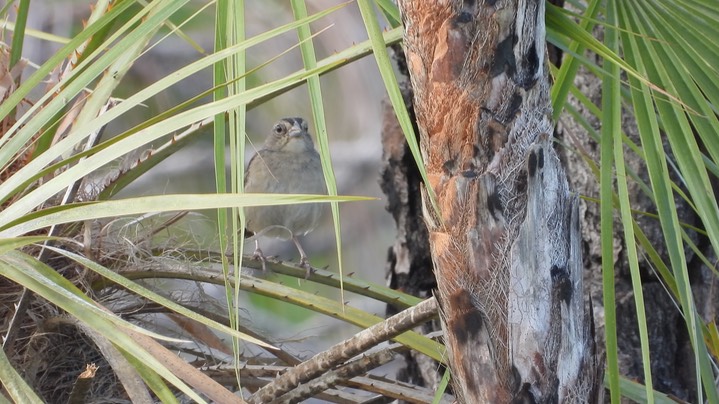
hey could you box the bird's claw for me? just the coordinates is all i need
[299,257,314,279]
[253,247,267,272]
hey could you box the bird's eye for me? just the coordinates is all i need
[273,124,285,135]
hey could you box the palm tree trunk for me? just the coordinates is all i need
[396,1,602,401]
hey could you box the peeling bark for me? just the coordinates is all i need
[396,1,602,401]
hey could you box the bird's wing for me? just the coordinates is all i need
[244,150,264,187]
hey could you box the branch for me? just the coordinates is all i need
[247,297,438,403]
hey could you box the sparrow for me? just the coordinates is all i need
[244,117,326,276]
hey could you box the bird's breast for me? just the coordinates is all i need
[244,150,325,195]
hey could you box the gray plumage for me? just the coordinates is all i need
[244,117,326,271]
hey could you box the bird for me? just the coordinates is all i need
[243,117,326,277]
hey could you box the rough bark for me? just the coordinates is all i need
[396,1,601,402]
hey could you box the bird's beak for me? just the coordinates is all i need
[288,123,304,137]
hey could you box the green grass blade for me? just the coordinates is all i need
[634,2,719,199]
[123,268,445,363]
[0,18,70,44]
[546,4,682,108]
[374,0,401,28]
[291,0,346,302]
[549,0,602,120]
[236,259,423,308]
[0,0,131,126]
[613,374,685,404]
[432,368,451,404]
[0,193,369,237]
[212,0,232,384]
[606,3,654,401]
[601,3,621,401]
[618,2,716,401]
[357,0,439,215]
[0,251,202,402]
[0,5,349,207]
[45,245,271,348]
[8,0,29,69]
[0,236,57,253]
[215,0,247,389]
[0,342,42,403]
[0,60,344,227]
[0,1,170,169]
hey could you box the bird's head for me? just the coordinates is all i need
[264,117,315,153]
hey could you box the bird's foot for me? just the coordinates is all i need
[299,256,314,279]
[252,247,267,272]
